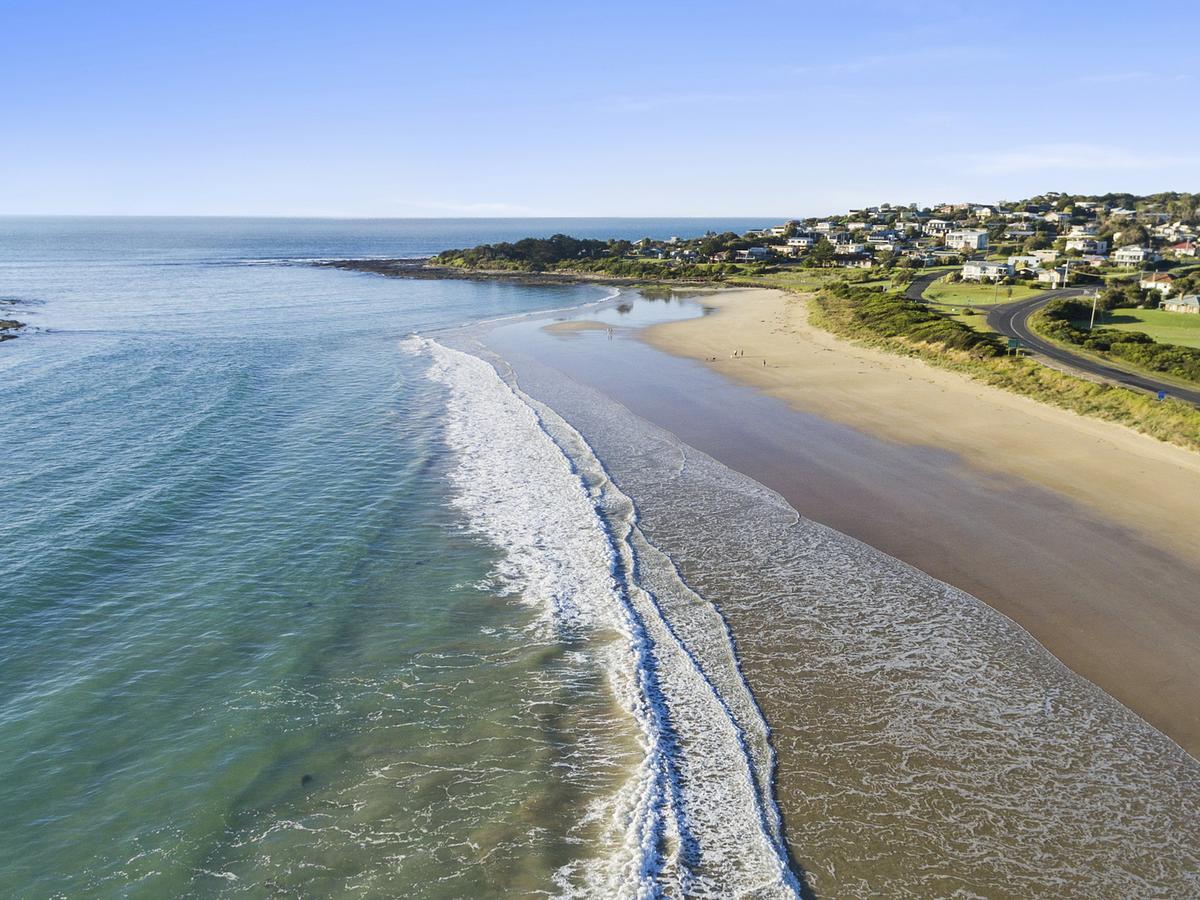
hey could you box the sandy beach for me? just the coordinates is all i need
[633,287,1200,756]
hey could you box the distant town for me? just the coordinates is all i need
[626,192,1200,314]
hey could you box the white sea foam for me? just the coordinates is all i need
[407,336,799,898]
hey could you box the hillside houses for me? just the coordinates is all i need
[598,193,1200,281]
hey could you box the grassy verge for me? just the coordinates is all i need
[1031,299,1200,385]
[1085,307,1200,349]
[924,280,1043,307]
[807,285,1200,451]
[1026,317,1200,395]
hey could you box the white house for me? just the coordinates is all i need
[787,235,816,249]
[838,255,874,269]
[1163,295,1200,314]
[735,247,770,262]
[1065,238,1108,255]
[923,218,952,235]
[1007,255,1041,272]
[962,260,1013,282]
[1038,266,1071,287]
[944,229,989,251]
[1139,273,1175,295]
[1112,246,1161,266]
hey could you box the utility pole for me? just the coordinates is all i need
[1089,291,1100,330]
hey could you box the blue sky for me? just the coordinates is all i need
[2,0,1196,217]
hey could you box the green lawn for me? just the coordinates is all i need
[1081,307,1200,349]
[923,280,1043,307]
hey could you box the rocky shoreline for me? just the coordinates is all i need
[1,300,27,342]
[314,257,721,287]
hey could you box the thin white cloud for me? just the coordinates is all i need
[955,143,1200,175]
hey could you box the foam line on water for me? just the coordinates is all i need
[405,335,799,898]
[419,285,625,339]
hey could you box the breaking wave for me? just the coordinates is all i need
[406,336,799,898]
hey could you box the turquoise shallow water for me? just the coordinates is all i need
[0,217,766,896]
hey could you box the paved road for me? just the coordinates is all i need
[985,289,1200,407]
[903,270,945,301]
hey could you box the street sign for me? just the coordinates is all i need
[1007,338,1021,349]
[1157,390,1167,402]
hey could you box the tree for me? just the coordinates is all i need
[805,238,835,267]
[1116,224,1150,247]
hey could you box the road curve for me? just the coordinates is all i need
[986,290,1200,407]
[903,270,945,301]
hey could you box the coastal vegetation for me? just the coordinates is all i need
[433,233,765,281]
[809,285,1200,451]
[1031,298,1200,384]
[813,284,1004,357]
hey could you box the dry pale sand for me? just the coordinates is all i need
[643,286,1200,753]
[647,288,1200,559]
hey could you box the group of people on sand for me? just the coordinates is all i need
[701,349,766,365]
[732,349,766,365]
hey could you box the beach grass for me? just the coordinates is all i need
[808,287,1200,451]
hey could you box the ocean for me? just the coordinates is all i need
[3,218,1200,898]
